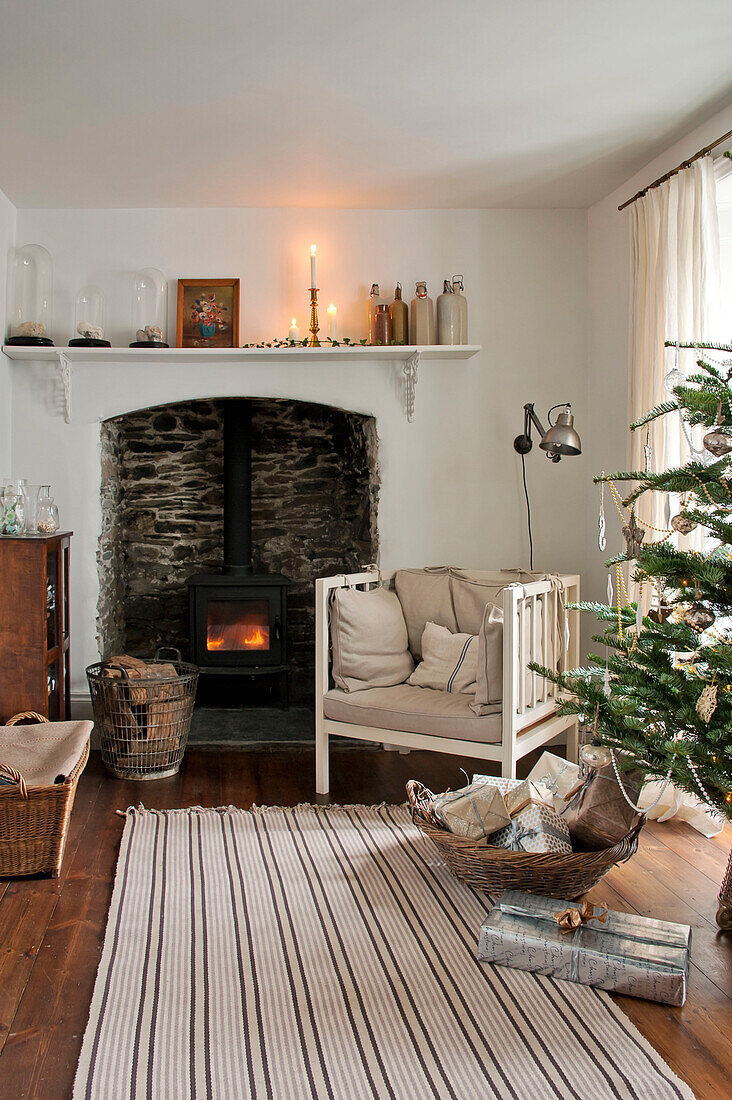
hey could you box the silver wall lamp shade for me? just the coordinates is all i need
[514,402,581,463]
[539,406,582,459]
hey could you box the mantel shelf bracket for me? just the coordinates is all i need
[403,350,420,423]
[58,352,72,423]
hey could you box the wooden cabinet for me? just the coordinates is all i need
[0,533,72,723]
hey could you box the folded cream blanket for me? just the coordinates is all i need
[0,720,92,787]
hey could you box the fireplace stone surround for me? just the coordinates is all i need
[97,397,379,703]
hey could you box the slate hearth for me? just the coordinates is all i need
[98,397,379,706]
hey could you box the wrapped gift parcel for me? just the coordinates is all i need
[478,889,691,1006]
[525,751,581,813]
[488,798,572,853]
[473,776,553,808]
[473,774,521,795]
[504,778,554,815]
[432,781,511,840]
[561,762,644,850]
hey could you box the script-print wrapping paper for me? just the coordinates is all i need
[478,890,690,1006]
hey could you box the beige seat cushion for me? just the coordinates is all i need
[394,568,458,658]
[323,684,502,744]
[0,720,92,787]
[330,585,414,693]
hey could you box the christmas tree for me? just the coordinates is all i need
[534,341,732,825]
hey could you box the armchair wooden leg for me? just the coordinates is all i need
[501,745,517,780]
[315,718,329,795]
[566,717,579,764]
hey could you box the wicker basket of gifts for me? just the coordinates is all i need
[406,763,645,899]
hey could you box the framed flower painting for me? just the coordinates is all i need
[176,278,240,348]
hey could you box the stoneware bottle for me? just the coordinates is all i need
[409,281,434,345]
[436,279,460,345]
[389,282,409,345]
[374,303,392,345]
[367,283,387,345]
[452,275,468,343]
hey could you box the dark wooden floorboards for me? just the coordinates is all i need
[0,747,730,1100]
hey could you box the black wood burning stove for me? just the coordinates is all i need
[187,400,290,692]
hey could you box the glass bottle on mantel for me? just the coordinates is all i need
[374,303,392,345]
[452,275,468,343]
[389,282,409,345]
[367,283,387,345]
[409,281,434,345]
[436,279,460,345]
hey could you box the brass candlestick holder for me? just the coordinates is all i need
[308,287,320,347]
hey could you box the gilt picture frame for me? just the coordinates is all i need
[176,278,240,348]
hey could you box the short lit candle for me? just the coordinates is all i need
[327,303,337,341]
[310,244,317,288]
[289,317,300,342]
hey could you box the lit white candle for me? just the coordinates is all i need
[310,244,317,288]
[327,303,337,341]
[289,317,300,342]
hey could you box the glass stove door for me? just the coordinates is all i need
[205,598,271,653]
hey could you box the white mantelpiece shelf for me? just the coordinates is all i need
[3,344,481,424]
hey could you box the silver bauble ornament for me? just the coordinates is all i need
[663,367,684,394]
[682,601,715,631]
[580,743,612,769]
[703,428,732,457]
[670,512,698,535]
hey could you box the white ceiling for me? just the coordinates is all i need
[2,0,732,210]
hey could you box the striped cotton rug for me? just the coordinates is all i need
[74,805,693,1100]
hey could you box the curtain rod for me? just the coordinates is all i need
[618,127,732,212]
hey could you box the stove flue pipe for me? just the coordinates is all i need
[223,398,254,575]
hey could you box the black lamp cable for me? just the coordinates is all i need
[521,451,534,571]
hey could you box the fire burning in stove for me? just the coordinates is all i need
[205,600,270,652]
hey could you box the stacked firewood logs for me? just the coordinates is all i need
[97,656,192,775]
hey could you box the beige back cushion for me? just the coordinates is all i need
[330,585,414,693]
[471,603,504,711]
[451,576,509,634]
[394,568,458,658]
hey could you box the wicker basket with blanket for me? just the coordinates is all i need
[406,779,643,899]
[0,712,91,878]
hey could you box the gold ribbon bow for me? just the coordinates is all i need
[553,901,608,934]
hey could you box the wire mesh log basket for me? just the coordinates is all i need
[406,779,644,899]
[87,649,198,780]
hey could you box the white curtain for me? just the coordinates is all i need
[629,156,722,535]
[627,156,724,837]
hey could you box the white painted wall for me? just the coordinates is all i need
[0,188,17,477]
[586,104,732,606]
[10,207,589,695]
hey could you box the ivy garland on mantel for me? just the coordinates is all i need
[240,338,409,349]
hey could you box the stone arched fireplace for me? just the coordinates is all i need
[97,396,379,703]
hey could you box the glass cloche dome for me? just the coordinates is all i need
[6,243,54,346]
[130,268,169,347]
[69,285,111,347]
